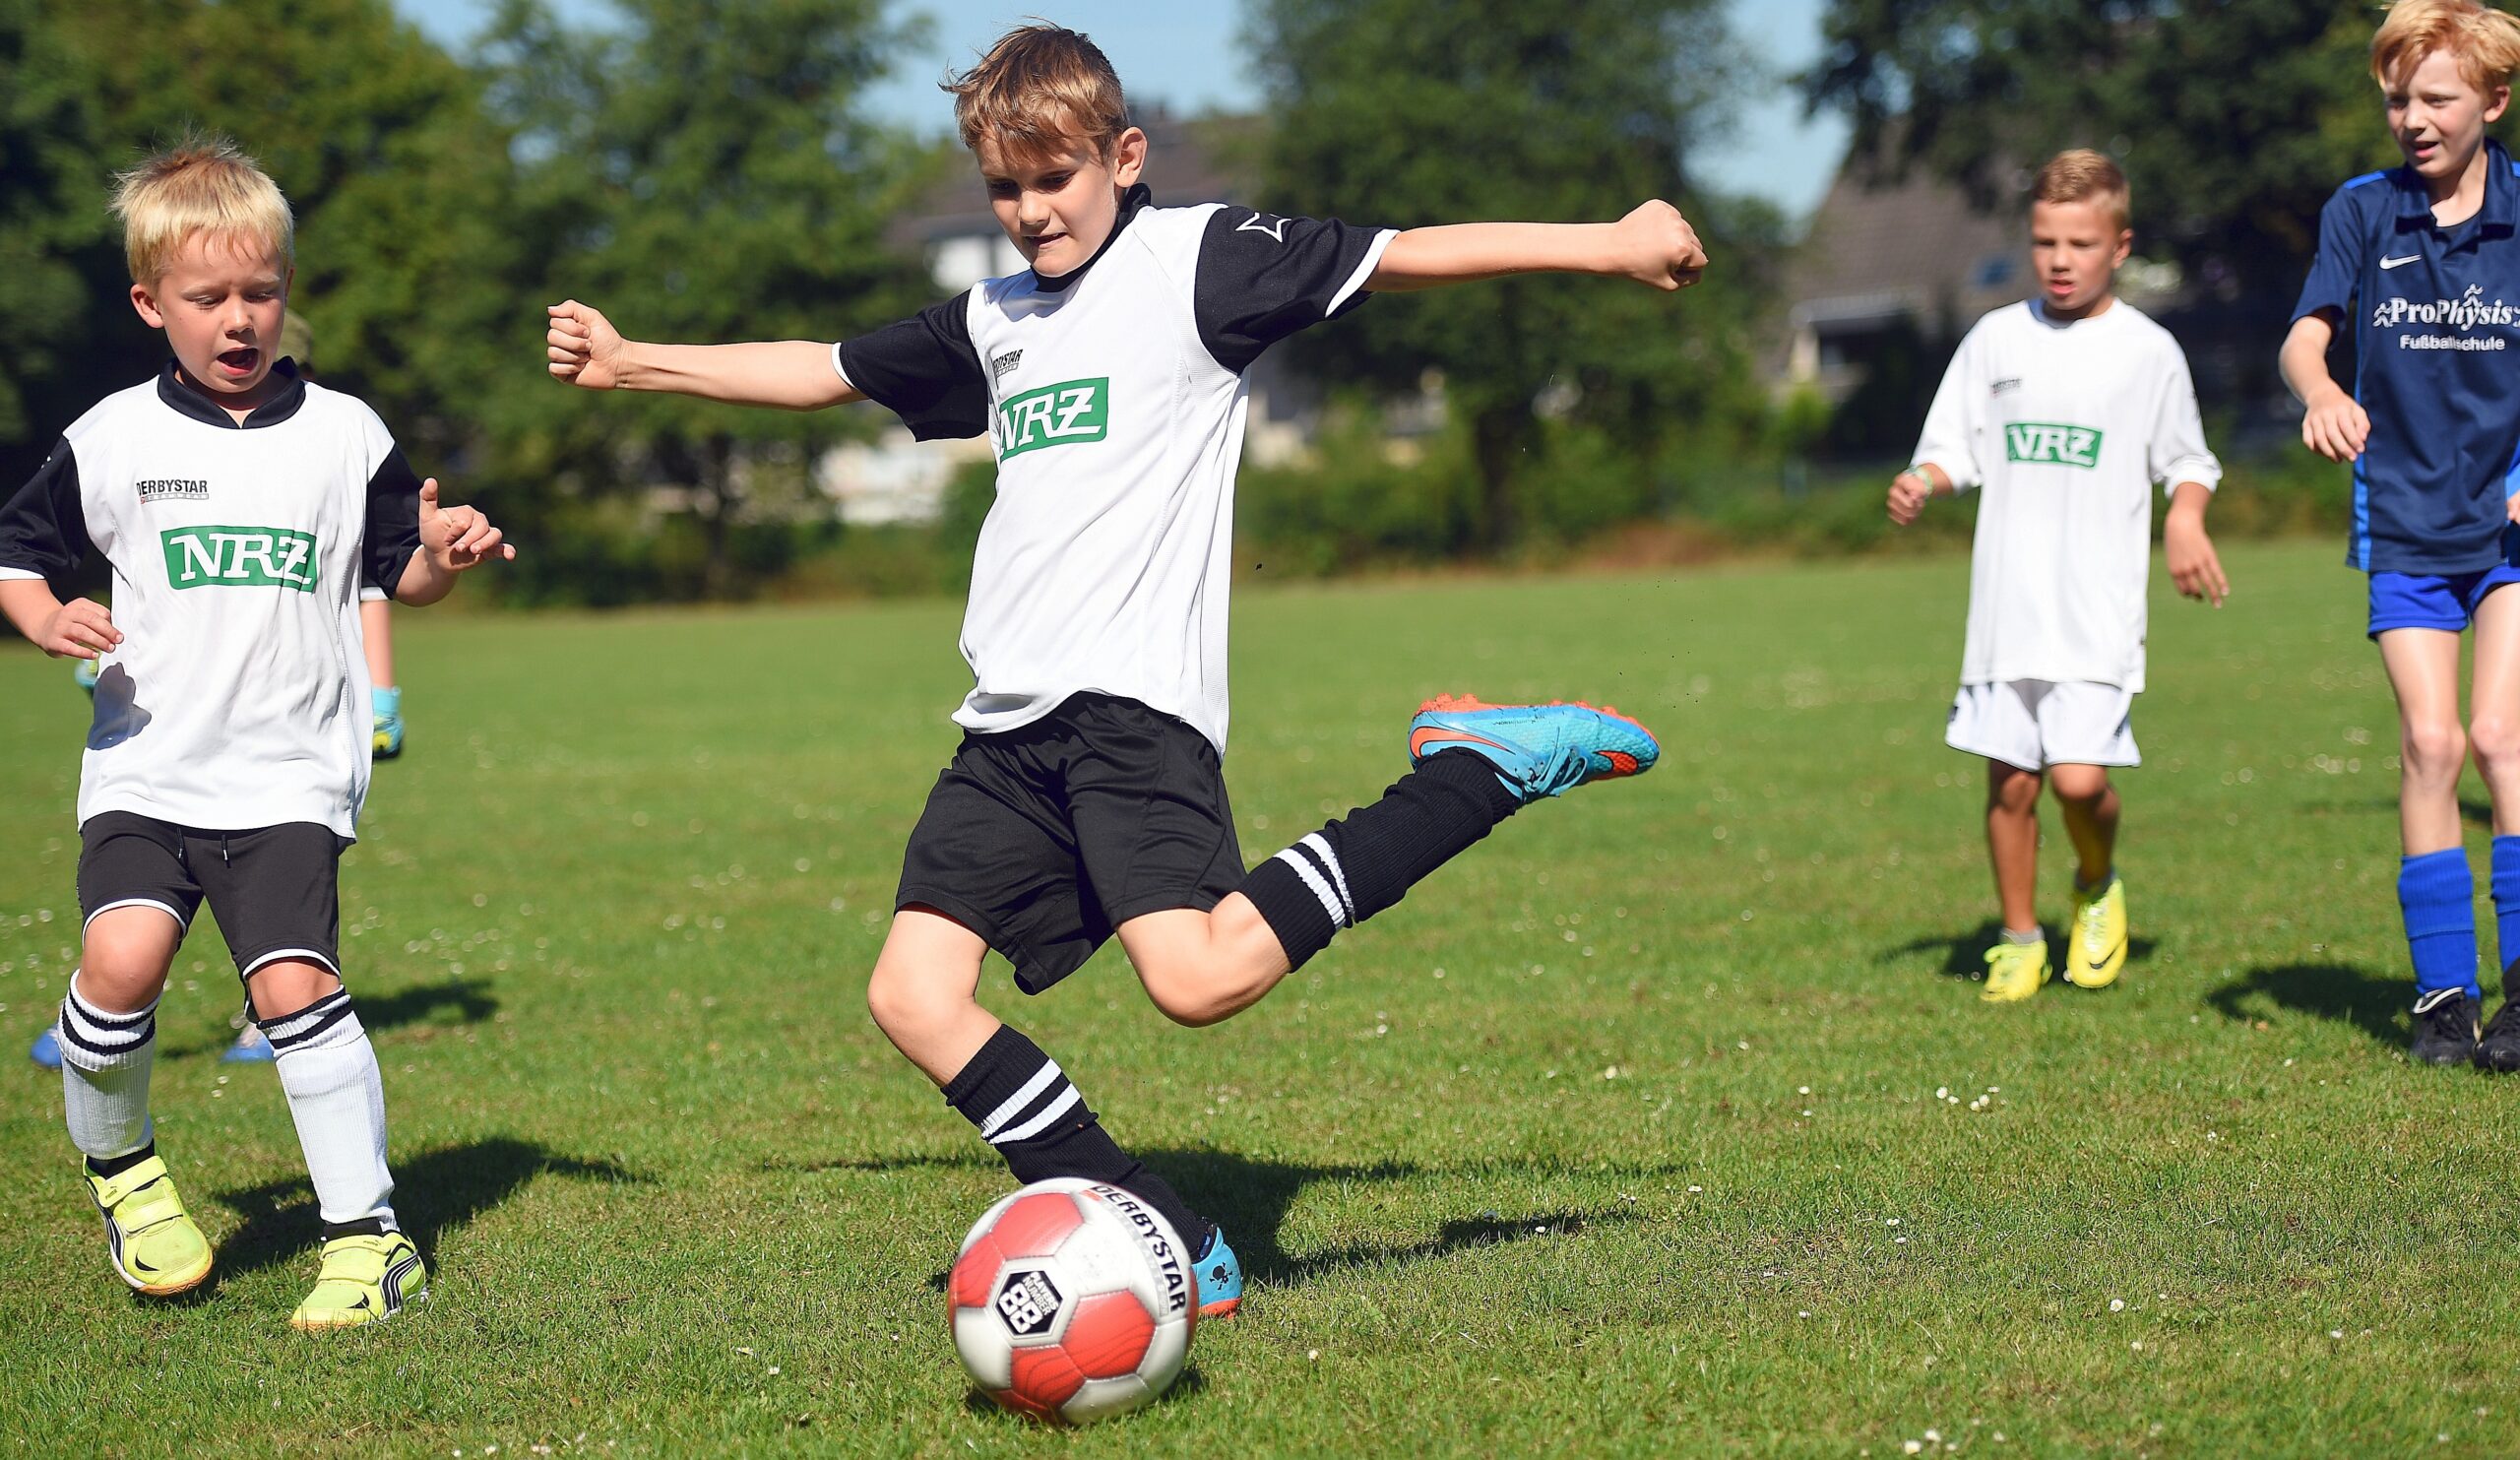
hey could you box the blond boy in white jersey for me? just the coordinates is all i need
[1888,151,2228,1002]
[0,139,512,1326]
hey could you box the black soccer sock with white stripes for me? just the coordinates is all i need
[943,1024,1210,1248]
[1239,748,1522,970]
[257,988,400,1237]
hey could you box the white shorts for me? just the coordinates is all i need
[1944,679,2139,771]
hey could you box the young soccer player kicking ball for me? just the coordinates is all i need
[1889,151,2227,1003]
[0,139,513,1324]
[547,24,1692,1317]
[2282,0,2520,1067]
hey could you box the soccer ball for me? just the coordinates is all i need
[947,1178,1199,1424]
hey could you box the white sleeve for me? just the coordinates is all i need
[1910,328,1984,492]
[2147,342,2221,495]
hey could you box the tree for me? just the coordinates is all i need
[1806,1,2401,295]
[0,0,107,479]
[1247,0,1778,551]
[480,0,932,600]
[8,0,525,485]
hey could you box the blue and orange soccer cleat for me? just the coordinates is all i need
[1193,1228,1242,1319]
[1407,694,1660,803]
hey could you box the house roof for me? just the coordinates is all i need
[1784,159,2029,335]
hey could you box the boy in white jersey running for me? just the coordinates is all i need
[0,140,512,1327]
[1888,151,2228,1003]
[546,24,1693,1323]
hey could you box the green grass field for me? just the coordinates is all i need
[2,540,2512,1457]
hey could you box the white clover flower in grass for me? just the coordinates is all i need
[2110,1299,2125,1312]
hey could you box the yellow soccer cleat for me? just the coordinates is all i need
[290,1232,426,1332]
[85,1155,215,1297]
[1981,939,2050,1003]
[2065,875,2129,989]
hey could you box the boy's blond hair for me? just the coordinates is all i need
[2373,0,2520,92]
[944,24,1131,166]
[2031,149,2131,233]
[110,136,293,286]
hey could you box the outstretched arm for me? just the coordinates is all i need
[546,301,860,411]
[1367,201,1707,292]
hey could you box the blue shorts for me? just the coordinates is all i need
[2367,565,2520,637]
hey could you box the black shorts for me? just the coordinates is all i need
[78,811,346,980]
[897,693,1244,993]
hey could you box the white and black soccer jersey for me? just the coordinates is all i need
[837,184,1395,751]
[1911,299,2222,694]
[0,362,423,837]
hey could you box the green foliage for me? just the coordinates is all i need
[1247,0,1778,550]
[0,0,105,453]
[35,0,523,468]
[1807,0,2405,293]
[477,0,931,600]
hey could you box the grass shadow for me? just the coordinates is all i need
[1882,921,2157,982]
[170,977,500,1059]
[2207,962,2405,1047]
[959,1365,1209,1424]
[811,1149,1648,1297]
[208,1136,645,1286]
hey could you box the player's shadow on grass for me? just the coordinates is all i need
[207,1136,643,1285]
[1884,920,2158,983]
[818,1149,1644,1295]
[171,977,499,1059]
[2207,963,2405,1047]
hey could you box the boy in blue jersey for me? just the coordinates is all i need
[547,25,1696,1322]
[2282,0,2520,1066]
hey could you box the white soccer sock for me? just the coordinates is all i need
[260,990,398,1231]
[57,974,158,1162]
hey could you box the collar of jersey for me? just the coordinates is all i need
[156,356,308,429]
[2389,138,2519,234]
[1030,182,1152,294]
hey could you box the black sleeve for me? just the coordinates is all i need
[1194,209,1391,374]
[0,437,91,585]
[836,292,990,441]
[361,446,423,600]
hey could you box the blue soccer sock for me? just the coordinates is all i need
[2492,836,2520,991]
[2400,849,2481,1002]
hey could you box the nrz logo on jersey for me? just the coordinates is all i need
[2003,422,2104,469]
[136,478,211,502]
[161,526,319,592]
[995,377,1108,459]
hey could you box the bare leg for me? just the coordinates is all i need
[1984,759,2043,931]
[2378,628,2468,856]
[1115,896,1292,1028]
[2469,590,2520,832]
[864,908,994,1085]
[2047,763,2120,887]
[361,598,395,691]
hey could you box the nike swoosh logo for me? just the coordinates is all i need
[1410,725,1511,759]
[2382,255,2423,270]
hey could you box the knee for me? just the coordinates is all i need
[866,959,954,1039]
[1987,768,2043,815]
[2472,713,2520,776]
[2404,718,2468,781]
[1136,959,1232,1028]
[2048,766,2110,803]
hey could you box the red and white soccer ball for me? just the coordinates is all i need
[948,1177,1199,1424]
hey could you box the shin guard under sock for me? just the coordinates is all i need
[942,1024,1209,1246]
[1239,749,1520,969]
[2401,849,2481,1002]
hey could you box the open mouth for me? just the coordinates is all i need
[214,346,260,378]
